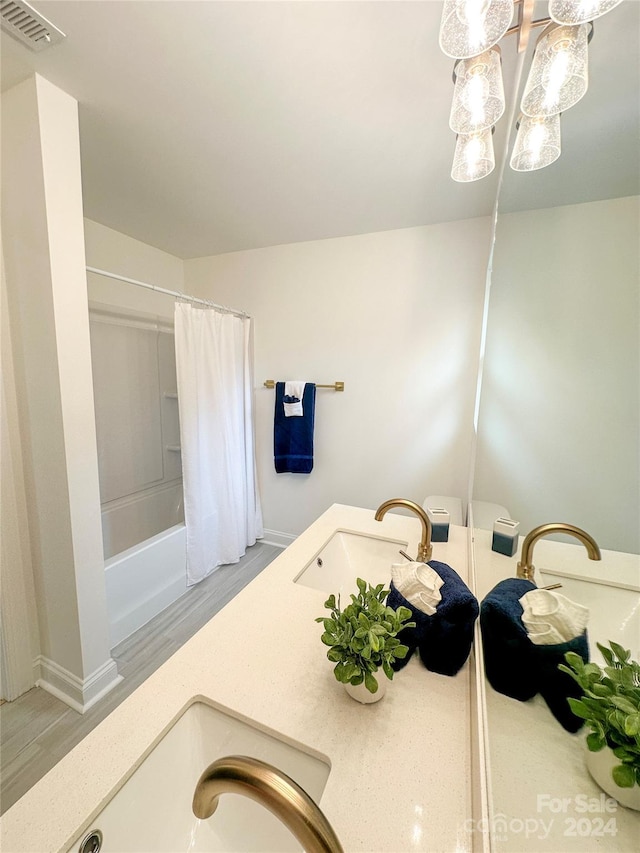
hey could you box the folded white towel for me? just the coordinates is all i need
[519,589,589,646]
[390,561,444,616]
[284,381,306,417]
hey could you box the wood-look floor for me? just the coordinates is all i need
[0,541,282,816]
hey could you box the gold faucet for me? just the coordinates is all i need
[374,498,433,562]
[192,755,344,853]
[516,522,601,582]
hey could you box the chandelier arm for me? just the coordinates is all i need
[496,0,553,49]
[505,17,552,39]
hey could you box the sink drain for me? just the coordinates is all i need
[316,557,323,567]
[78,830,102,853]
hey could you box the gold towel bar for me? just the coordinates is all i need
[264,380,344,392]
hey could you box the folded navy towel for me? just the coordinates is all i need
[535,631,589,733]
[274,382,316,474]
[480,579,589,731]
[388,563,479,676]
[480,578,539,701]
[387,581,429,671]
[418,560,479,676]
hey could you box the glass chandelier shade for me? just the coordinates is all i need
[451,128,495,182]
[549,0,623,26]
[510,113,561,171]
[439,0,515,59]
[449,48,505,134]
[520,23,589,117]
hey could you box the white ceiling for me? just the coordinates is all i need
[1,1,638,259]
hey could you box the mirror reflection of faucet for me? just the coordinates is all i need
[480,522,601,733]
[516,522,602,582]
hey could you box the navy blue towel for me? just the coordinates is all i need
[274,382,316,474]
[387,581,430,671]
[480,578,540,701]
[536,631,590,733]
[480,579,590,732]
[418,561,479,676]
[387,561,479,677]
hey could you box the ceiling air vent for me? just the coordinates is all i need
[1,0,65,51]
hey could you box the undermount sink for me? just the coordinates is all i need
[65,701,330,853]
[294,529,408,595]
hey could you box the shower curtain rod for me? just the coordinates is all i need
[86,266,251,319]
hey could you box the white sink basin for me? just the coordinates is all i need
[294,529,408,595]
[64,701,330,853]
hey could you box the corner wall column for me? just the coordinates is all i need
[1,74,121,712]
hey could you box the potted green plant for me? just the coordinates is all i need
[559,641,640,810]
[316,577,415,703]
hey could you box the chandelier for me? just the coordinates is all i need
[439,0,625,181]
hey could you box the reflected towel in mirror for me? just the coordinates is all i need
[519,589,589,645]
[480,578,541,701]
[480,579,590,732]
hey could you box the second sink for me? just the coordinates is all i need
[294,529,408,595]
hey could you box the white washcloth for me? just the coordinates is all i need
[390,561,444,616]
[283,381,306,417]
[519,589,589,646]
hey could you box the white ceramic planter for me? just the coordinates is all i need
[586,746,640,811]
[344,672,387,704]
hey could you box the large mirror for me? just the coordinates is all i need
[471,2,639,849]
[473,0,639,554]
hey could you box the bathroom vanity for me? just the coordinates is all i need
[2,504,638,852]
[0,505,476,853]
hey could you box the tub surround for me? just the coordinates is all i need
[472,527,640,852]
[1,505,475,853]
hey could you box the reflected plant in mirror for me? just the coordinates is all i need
[560,642,640,791]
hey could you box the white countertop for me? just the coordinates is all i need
[471,527,640,852]
[1,505,475,853]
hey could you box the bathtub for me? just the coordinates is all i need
[105,523,188,648]
[102,481,187,648]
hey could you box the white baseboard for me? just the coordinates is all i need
[261,528,296,548]
[34,655,122,714]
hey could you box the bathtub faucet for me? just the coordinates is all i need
[374,498,433,563]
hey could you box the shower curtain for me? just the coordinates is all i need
[174,303,263,586]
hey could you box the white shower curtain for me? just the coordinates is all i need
[174,303,263,586]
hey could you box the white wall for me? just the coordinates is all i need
[185,217,492,537]
[85,218,184,317]
[474,196,639,553]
